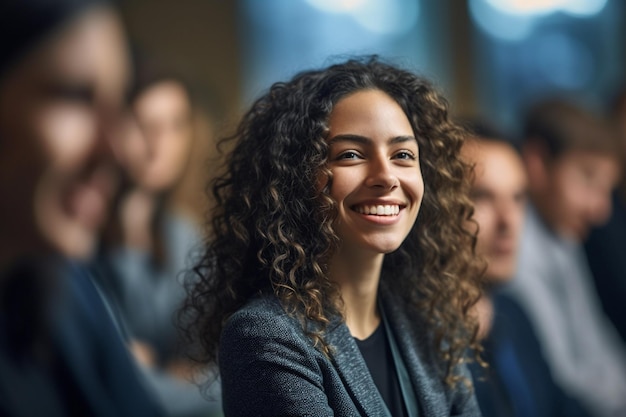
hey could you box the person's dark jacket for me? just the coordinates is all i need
[470,292,591,417]
[585,192,626,343]
[0,259,164,417]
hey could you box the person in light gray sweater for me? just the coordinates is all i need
[504,98,626,417]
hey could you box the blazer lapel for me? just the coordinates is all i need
[325,319,393,417]
[379,286,450,416]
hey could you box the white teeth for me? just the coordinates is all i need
[355,205,400,216]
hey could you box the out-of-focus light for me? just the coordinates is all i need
[564,0,608,16]
[469,0,607,42]
[353,0,419,34]
[483,0,607,17]
[469,0,535,41]
[305,0,419,35]
[305,0,367,14]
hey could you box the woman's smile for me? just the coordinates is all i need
[353,203,402,216]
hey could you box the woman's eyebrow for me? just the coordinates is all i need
[389,135,417,144]
[328,134,416,145]
[327,134,370,146]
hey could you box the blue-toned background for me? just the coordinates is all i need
[118,0,624,173]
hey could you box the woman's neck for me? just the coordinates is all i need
[329,248,384,340]
[118,188,158,250]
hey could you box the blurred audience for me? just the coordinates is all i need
[0,0,164,415]
[462,123,591,417]
[99,59,198,363]
[504,98,626,417]
[92,57,222,417]
[584,90,626,343]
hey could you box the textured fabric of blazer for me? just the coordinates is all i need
[219,284,481,417]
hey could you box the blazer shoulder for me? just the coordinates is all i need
[221,294,312,351]
[225,294,293,326]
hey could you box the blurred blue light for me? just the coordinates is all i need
[470,0,608,42]
[305,0,419,35]
[483,0,607,17]
[469,0,535,41]
[305,0,366,14]
[564,0,608,16]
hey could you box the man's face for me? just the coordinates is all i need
[463,140,528,284]
[541,150,620,242]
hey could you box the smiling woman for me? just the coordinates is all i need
[182,56,484,417]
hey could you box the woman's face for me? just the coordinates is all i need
[326,89,424,256]
[114,80,194,192]
[0,7,129,260]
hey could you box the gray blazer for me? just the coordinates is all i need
[219,285,481,416]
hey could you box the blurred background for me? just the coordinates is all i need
[117,0,626,217]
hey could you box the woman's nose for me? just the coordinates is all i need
[365,157,399,190]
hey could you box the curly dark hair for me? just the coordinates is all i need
[182,56,483,386]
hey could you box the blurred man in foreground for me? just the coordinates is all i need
[0,0,164,415]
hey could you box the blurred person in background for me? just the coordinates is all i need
[99,58,198,365]
[462,123,591,417]
[504,98,626,417]
[584,90,626,344]
[0,0,164,415]
[93,57,222,417]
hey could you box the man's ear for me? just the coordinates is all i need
[522,139,550,192]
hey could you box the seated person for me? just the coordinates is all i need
[181,57,484,417]
[94,59,222,417]
[0,0,164,415]
[584,90,626,343]
[505,98,626,417]
[462,124,591,417]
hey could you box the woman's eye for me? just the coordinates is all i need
[394,151,415,160]
[337,151,361,160]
